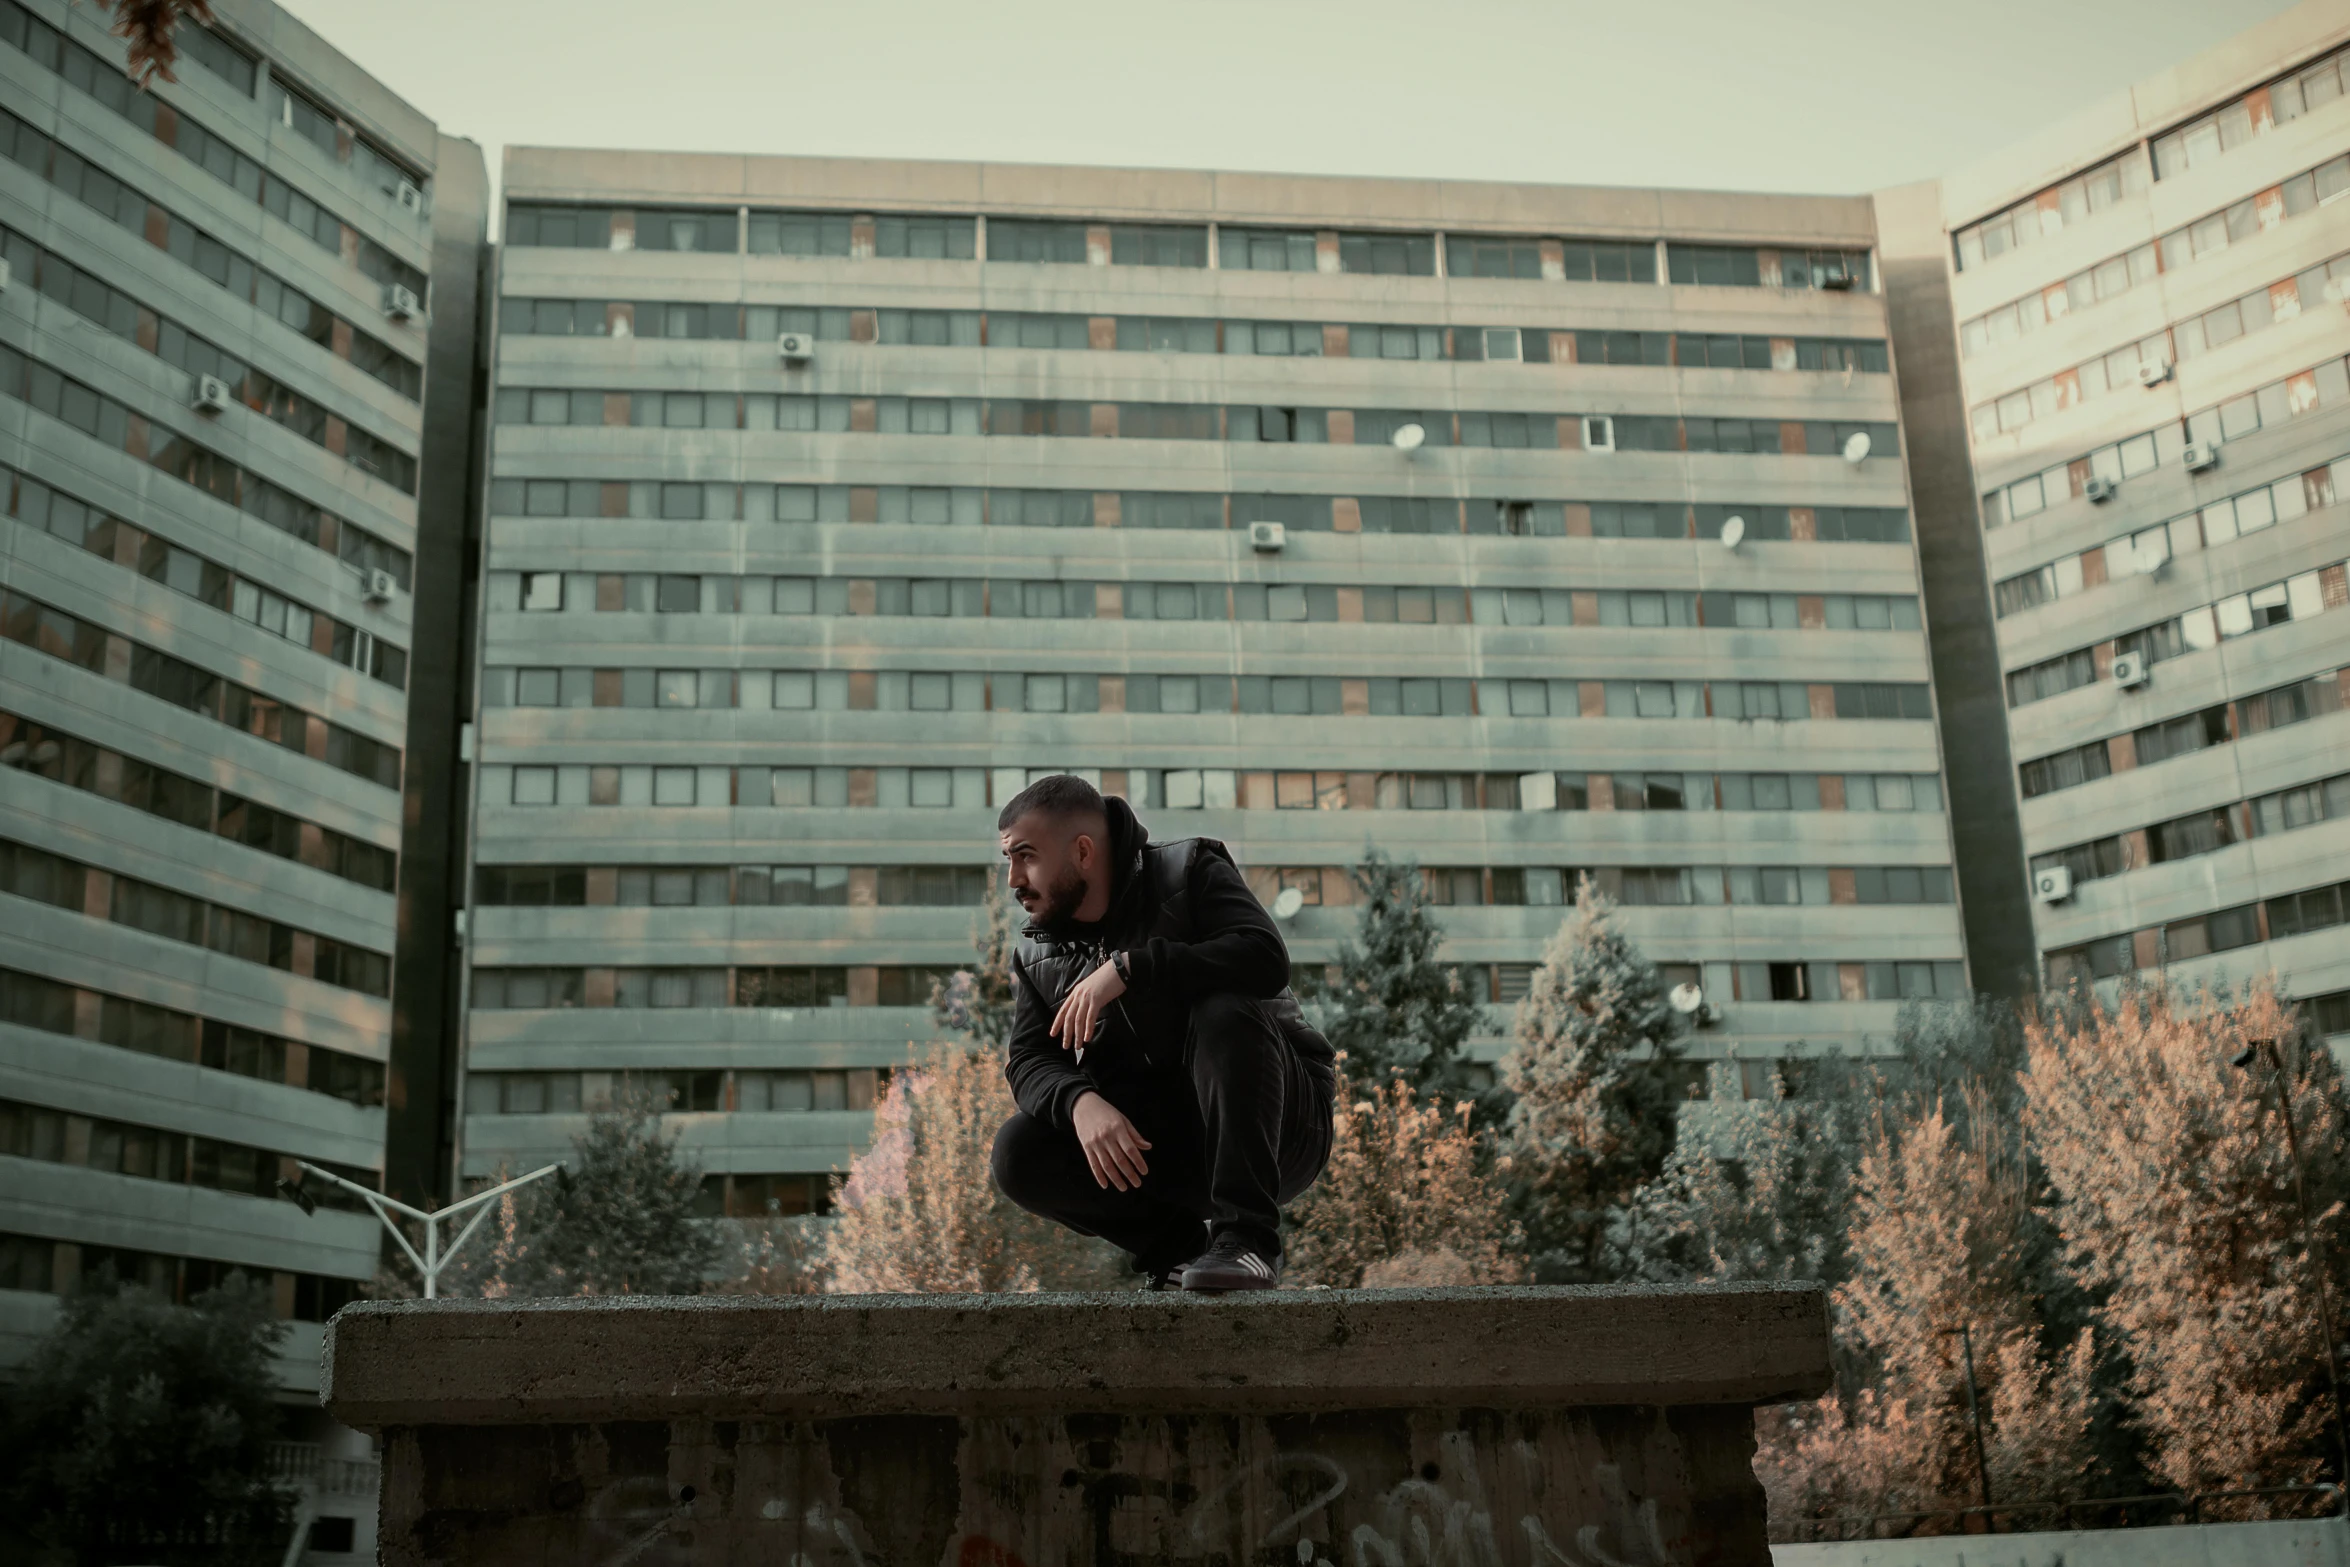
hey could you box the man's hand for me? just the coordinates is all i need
[1049,958,1127,1051]
[1071,1091,1151,1191]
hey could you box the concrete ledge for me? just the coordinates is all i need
[323,1282,1830,1427]
[328,1284,1830,1565]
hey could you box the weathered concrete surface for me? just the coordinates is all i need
[1774,1512,2350,1567]
[325,1284,1830,1566]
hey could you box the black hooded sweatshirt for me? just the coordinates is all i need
[1003,796,1320,1128]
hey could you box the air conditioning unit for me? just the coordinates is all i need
[2111,651,2149,689]
[192,374,233,414]
[1247,521,1286,552]
[0,256,11,293]
[2033,865,2072,905]
[2084,476,2117,503]
[382,284,421,321]
[2135,359,2172,388]
[1581,414,1615,452]
[778,332,814,364]
[395,180,424,215]
[2183,442,2220,473]
[1818,272,1858,291]
[365,568,398,603]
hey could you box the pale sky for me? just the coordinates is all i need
[278,0,2300,218]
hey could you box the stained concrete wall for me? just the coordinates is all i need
[325,1284,1832,1566]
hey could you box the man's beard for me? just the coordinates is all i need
[1018,863,1090,932]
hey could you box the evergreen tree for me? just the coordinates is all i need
[1315,848,1482,1097]
[522,1087,725,1295]
[1499,876,1684,1281]
[929,892,1022,1054]
[0,1274,290,1563]
[1284,1059,1526,1288]
[824,1045,1122,1292]
[1609,1062,1853,1288]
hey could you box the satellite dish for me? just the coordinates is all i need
[1391,422,1426,453]
[1719,515,1746,550]
[1669,982,1706,1015]
[1271,887,1306,920]
[1842,430,1873,465]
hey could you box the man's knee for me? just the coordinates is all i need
[1188,992,1272,1060]
[990,1112,1064,1210]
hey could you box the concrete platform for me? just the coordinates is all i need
[323,1283,1830,1566]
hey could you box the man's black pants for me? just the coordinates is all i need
[991,992,1334,1273]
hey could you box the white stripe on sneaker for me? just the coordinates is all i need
[1239,1253,1273,1279]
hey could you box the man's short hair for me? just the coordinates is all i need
[996,773,1106,833]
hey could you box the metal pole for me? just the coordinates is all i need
[2254,1039,2350,1486]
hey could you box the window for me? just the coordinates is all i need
[1337,232,1435,276]
[1109,224,1207,267]
[1221,228,1318,272]
[1445,236,1545,279]
[987,219,1088,264]
[633,208,737,253]
[1954,150,2147,270]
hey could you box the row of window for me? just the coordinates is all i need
[0,965,386,1107]
[482,668,1931,724]
[478,770,1938,844]
[0,1230,364,1322]
[487,480,1914,545]
[0,838,390,998]
[2046,874,2350,989]
[0,588,403,791]
[0,105,422,400]
[2017,668,2343,800]
[1987,350,2350,527]
[505,204,1865,289]
[472,953,1963,1015]
[466,1068,882,1117]
[1254,861,1954,910]
[2,225,416,492]
[490,384,1898,459]
[1954,149,2147,273]
[498,297,1887,374]
[1971,249,2350,443]
[1,712,398,893]
[487,751,1941,816]
[2151,40,2350,180]
[0,341,411,585]
[1960,150,2350,353]
[2031,769,2350,892]
[0,1098,374,1211]
[0,1,427,297]
[2004,557,2345,709]
[1996,456,2343,620]
[490,569,1920,634]
[5,465,407,689]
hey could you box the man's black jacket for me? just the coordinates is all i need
[1004,795,1332,1127]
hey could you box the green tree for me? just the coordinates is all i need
[462,1087,723,1296]
[930,892,1022,1053]
[1315,848,1482,1097]
[1500,877,1684,1281]
[93,2,212,85]
[0,1275,289,1565]
[1609,1061,1854,1288]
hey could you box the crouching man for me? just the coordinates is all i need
[988,775,1336,1291]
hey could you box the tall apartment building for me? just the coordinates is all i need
[1878,0,2350,1049]
[464,152,1966,1212]
[0,0,485,1540]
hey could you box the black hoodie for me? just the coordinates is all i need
[1002,796,1303,1127]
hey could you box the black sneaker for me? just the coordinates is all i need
[1179,1234,1281,1292]
[1145,1266,1185,1292]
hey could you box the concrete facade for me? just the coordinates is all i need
[1875,0,2350,1041]
[0,0,483,1555]
[465,152,1965,1210]
[325,1284,1831,1566]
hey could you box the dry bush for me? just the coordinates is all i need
[1285,1063,1525,1288]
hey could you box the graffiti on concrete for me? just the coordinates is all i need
[390,1406,1758,1567]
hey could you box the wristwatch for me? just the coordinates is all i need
[1113,950,1132,983]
